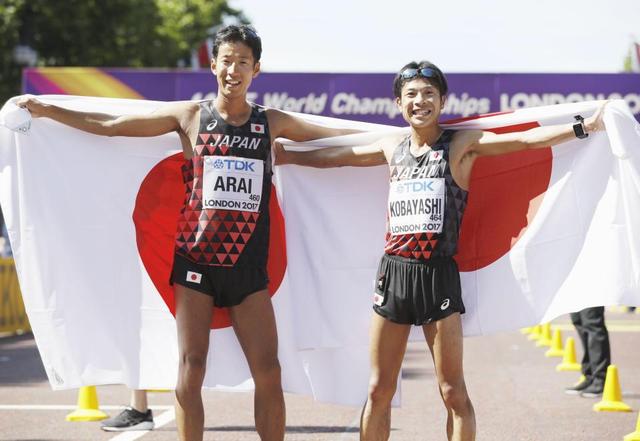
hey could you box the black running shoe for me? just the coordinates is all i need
[565,378,592,395]
[100,407,154,432]
[580,380,604,398]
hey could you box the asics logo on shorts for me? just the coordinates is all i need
[440,298,450,310]
[207,120,218,131]
[186,271,202,284]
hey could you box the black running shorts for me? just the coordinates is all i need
[372,254,465,325]
[170,253,269,308]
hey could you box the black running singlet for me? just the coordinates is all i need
[174,101,272,268]
[384,130,468,260]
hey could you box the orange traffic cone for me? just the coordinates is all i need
[594,365,632,412]
[535,323,553,347]
[545,328,564,357]
[624,411,640,440]
[65,386,108,421]
[527,324,542,341]
[556,337,581,372]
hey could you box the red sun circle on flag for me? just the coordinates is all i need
[133,153,287,329]
[453,119,552,271]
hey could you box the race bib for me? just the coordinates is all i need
[388,178,445,236]
[202,156,264,212]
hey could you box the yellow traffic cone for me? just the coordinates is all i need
[556,337,581,371]
[545,328,564,357]
[66,386,108,421]
[527,324,542,341]
[624,411,640,441]
[520,327,534,335]
[594,365,632,412]
[535,323,553,347]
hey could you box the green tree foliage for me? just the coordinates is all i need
[0,0,246,102]
[0,1,24,104]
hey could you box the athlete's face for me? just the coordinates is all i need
[211,41,260,98]
[396,79,445,128]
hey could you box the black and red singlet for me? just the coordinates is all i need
[175,101,272,268]
[384,130,468,260]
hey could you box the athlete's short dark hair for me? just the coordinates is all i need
[393,61,448,99]
[212,25,262,63]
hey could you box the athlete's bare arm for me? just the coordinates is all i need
[273,134,402,168]
[449,102,607,188]
[15,96,198,139]
[266,108,361,142]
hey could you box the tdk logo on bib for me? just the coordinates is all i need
[212,158,256,172]
[395,180,436,194]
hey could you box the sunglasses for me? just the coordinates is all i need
[243,27,259,38]
[400,67,437,80]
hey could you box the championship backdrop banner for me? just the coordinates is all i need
[23,68,640,124]
[1,97,639,406]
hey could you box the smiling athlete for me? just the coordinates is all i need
[17,24,359,441]
[275,61,606,441]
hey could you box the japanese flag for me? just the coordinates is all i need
[1,96,639,407]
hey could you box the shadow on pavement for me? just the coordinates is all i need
[402,367,433,379]
[0,333,47,384]
[201,425,359,433]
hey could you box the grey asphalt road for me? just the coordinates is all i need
[1,310,638,441]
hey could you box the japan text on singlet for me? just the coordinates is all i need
[175,101,272,267]
[385,130,468,260]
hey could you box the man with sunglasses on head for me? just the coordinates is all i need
[17,24,360,441]
[275,61,606,441]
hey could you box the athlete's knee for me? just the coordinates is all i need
[252,357,282,389]
[179,351,208,381]
[439,382,471,413]
[176,354,207,401]
[367,375,397,405]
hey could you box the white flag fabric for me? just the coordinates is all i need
[0,96,639,406]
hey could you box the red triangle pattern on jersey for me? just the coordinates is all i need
[384,232,439,260]
[174,134,260,266]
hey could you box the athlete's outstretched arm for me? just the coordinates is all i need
[266,108,362,142]
[273,138,390,168]
[459,101,607,158]
[15,96,198,138]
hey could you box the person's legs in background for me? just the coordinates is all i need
[579,307,610,398]
[101,389,154,432]
[564,307,610,398]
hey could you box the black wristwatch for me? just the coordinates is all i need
[573,115,589,139]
